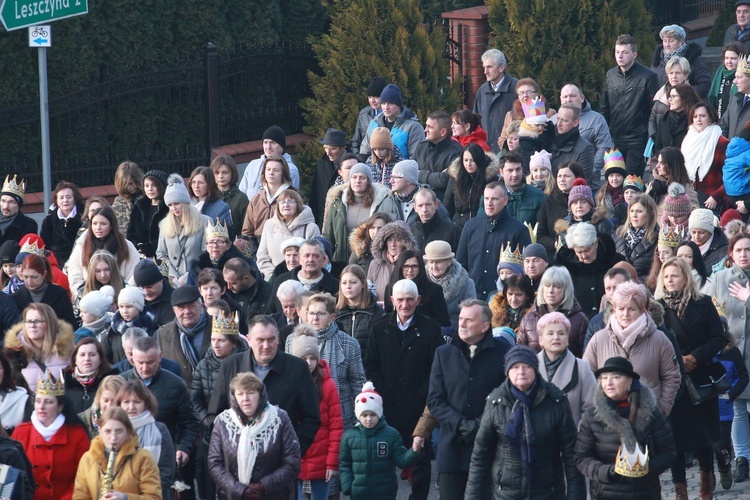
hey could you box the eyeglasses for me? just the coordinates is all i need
[206,241,226,247]
[307,311,329,318]
[24,320,45,326]
[517,90,538,97]
[402,264,420,271]
[278,200,297,205]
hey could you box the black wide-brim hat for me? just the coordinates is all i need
[594,356,640,380]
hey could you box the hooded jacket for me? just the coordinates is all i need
[443,154,500,227]
[242,184,292,240]
[347,222,375,274]
[650,42,711,98]
[723,136,750,197]
[4,319,74,392]
[360,107,425,160]
[366,221,418,302]
[257,206,320,280]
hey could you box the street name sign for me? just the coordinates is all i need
[0,0,87,31]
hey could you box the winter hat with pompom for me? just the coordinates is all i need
[567,178,594,208]
[355,381,384,418]
[662,182,691,221]
[79,286,115,318]
[164,174,191,206]
[291,324,320,360]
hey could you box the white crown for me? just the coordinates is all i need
[614,442,649,478]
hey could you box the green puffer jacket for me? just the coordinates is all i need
[339,418,419,500]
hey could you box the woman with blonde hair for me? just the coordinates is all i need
[112,161,143,233]
[73,406,162,499]
[82,250,124,299]
[613,194,659,280]
[157,174,211,282]
[78,374,125,438]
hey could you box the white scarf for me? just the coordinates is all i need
[681,124,723,183]
[130,411,162,464]
[31,412,65,442]
[228,405,280,485]
[0,389,29,430]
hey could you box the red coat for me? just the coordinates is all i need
[298,359,343,480]
[454,126,491,152]
[12,422,90,500]
[695,135,728,204]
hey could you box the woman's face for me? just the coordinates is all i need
[506,287,527,310]
[386,237,404,258]
[571,199,592,219]
[284,247,300,270]
[428,259,451,279]
[463,151,479,174]
[530,166,548,182]
[76,344,101,374]
[506,132,520,151]
[608,173,624,189]
[120,393,146,417]
[20,267,45,292]
[278,197,297,219]
[662,36,683,53]
[508,363,536,392]
[2,263,15,278]
[211,333,235,359]
[87,202,102,220]
[207,238,229,260]
[200,280,224,303]
[340,272,363,303]
[24,309,46,343]
[657,244,676,262]
[144,178,161,201]
[125,181,139,196]
[451,119,468,137]
[668,90,683,112]
[264,162,283,187]
[725,50,741,71]
[99,389,117,413]
[614,298,643,328]
[540,323,569,356]
[556,168,575,192]
[56,188,75,215]
[91,214,112,240]
[667,67,687,87]
[94,260,111,285]
[350,173,369,194]
[662,264,687,293]
[307,301,334,331]
[733,237,750,270]
[401,257,420,280]
[600,372,632,401]
[100,419,129,450]
[676,246,694,268]
[629,202,648,229]
[543,283,564,309]
[692,106,712,132]
[34,395,61,427]
[234,388,261,418]
[655,155,670,180]
[302,354,318,374]
[367,219,387,240]
[214,166,232,190]
[190,174,208,199]
[169,203,183,218]
[690,228,711,247]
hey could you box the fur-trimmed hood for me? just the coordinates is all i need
[326,180,392,208]
[554,204,609,235]
[369,220,417,262]
[489,293,532,329]
[593,381,659,451]
[446,152,500,182]
[348,220,372,258]
[4,318,75,360]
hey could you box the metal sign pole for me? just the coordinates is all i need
[36,35,51,210]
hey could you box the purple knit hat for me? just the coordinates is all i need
[662,182,691,222]
[567,178,594,208]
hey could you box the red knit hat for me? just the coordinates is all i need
[721,208,743,228]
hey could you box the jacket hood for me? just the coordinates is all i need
[593,381,659,450]
[652,41,703,68]
[326,182,349,205]
[446,152,500,181]
[370,220,417,261]
[727,136,750,157]
[272,204,316,232]
[5,318,76,361]
[348,221,372,259]
[88,434,140,468]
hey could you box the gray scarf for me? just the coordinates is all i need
[177,311,208,370]
[0,213,16,236]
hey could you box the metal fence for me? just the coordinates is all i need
[649,0,723,27]
[0,41,315,192]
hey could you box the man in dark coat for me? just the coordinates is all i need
[720,62,750,138]
[500,151,546,226]
[414,111,463,202]
[206,315,320,457]
[550,104,596,184]
[427,300,510,498]
[310,128,347,227]
[364,279,444,500]
[456,180,532,300]
[409,187,462,253]
[222,258,271,319]
[473,49,519,153]
[133,259,175,328]
[724,1,750,52]
[0,175,37,246]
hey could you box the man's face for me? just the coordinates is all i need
[249,323,279,366]
[391,292,420,323]
[223,270,249,294]
[368,95,381,110]
[614,44,637,71]
[501,162,524,190]
[123,339,135,365]
[140,280,164,302]
[483,186,507,217]
[556,108,579,135]
[389,172,411,195]
[457,305,489,345]
[523,257,547,279]
[263,139,283,157]
[133,348,161,379]
[279,296,297,321]
[0,195,19,217]
[604,274,627,303]
[559,85,584,108]
[424,118,446,143]
[324,145,344,162]
[736,71,750,94]
[739,5,750,29]
[414,193,437,222]
[300,244,324,277]
[483,59,505,84]
[381,102,400,120]
[174,300,203,329]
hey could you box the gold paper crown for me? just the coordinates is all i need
[499,242,523,266]
[37,369,65,396]
[19,240,45,257]
[156,258,170,278]
[739,54,750,75]
[212,310,240,336]
[205,218,230,241]
[658,225,684,248]
[614,443,649,478]
[1,175,26,199]
[524,222,538,244]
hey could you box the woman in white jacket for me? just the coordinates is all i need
[256,190,320,280]
[156,174,210,283]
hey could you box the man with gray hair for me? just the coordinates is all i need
[364,278,444,499]
[112,327,184,378]
[272,279,306,328]
[555,222,625,318]
[473,49,519,152]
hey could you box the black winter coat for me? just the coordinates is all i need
[363,311,444,443]
[601,61,660,144]
[0,213,37,247]
[0,293,20,348]
[613,229,657,280]
[702,227,729,273]
[145,280,176,329]
[383,279,450,327]
[650,42,711,98]
[12,283,76,330]
[335,303,382,352]
[409,214,462,254]
[536,187,569,258]
[126,197,168,258]
[427,331,510,473]
[266,267,339,314]
[652,110,688,153]
[309,155,338,227]
[39,203,84,267]
[63,367,120,415]
[465,379,586,500]
[414,138,464,202]
[225,276,271,319]
[575,384,676,499]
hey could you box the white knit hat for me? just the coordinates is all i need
[118,286,145,312]
[79,286,115,318]
[688,208,716,234]
[164,174,191,206]
[355,381,383,418]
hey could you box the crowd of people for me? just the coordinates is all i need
[5,8,750,500]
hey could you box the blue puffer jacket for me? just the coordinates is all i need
[723,136,750,197]
[360,107,424,160]
[716,345,750,422]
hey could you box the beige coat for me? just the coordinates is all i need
[537,349,596,426]
[256,206,320,280]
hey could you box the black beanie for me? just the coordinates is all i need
[144,170,169,190]
[262,126,287,150]
[133,259,163,287]
[0,240,20,265]
[366,76,388,97]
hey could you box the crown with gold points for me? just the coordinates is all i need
[212,310,240,336]
[205,217,229,242]
[19,239,45,257]
[37,369,65,396]
[499,242,523,266]
[614,443,649,478]
[739,54,750,75]
[1,175,26,200]
[658,224,684,248]
[155,258,170,278]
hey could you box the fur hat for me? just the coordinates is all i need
[349,163,374,183]
[392,160,419,185]
[366,77,388,97]
[689,208,716,233]
[504,345,539,376]
[262,126,286,149]
[355,381,384,418]
[663,182,691,220]
[291,324,320,360]
[118,286,145,312]
[568,178,594,208]
[369,127,393,150]
[164,174,191,206]
[79,286,115,318]
[379,84,403,108]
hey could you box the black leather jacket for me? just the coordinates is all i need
[600,61,659,144]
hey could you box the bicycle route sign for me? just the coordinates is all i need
[0,0,87,31]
